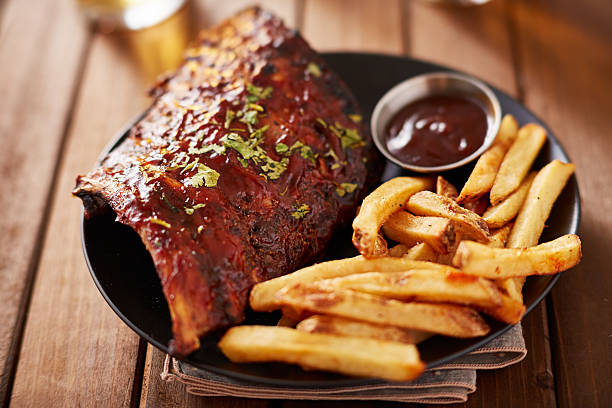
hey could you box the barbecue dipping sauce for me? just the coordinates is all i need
[384,94,488,167]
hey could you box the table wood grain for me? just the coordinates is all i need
[1,0,610,407]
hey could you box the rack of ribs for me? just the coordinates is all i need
[73,7,379,356]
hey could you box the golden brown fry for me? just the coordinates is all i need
[219,326,425,382]
[296,315,430,344]
[457,114,519,203]
[382,211,456,254]
[452,234,581,279]
[281,306,312,321]
[488,223,513,248]
[479,293,526,324]
[490,124,547,205]
[352,177,434,258]
[507,160,576,248]
[322,269,503,309]
[404,242,439,262]
[408,191,490,243]
[483,172,536,228]
[276,283,490,338]
[250,256,449,312]
[372,234,389,257]
[501,160,575,302]
[436,176,458,200]
[388,244,410,257]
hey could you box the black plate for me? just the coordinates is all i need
[81,53,580,387]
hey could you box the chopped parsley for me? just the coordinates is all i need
[240,109,259,131]
[190,164,220,188]
[188,144,226,156]
[246,84,273,103]
[184,203,206,215]
[222,132,289,180]
[248,103,264,112]
[336,182,358,197]
[180,158,199,174]
[349,114,362,123]
[306,62,322,77]
[197,225,204,234]
[330,122,365,150]
[299,145,317,165]
[224,109,235,128]
[291,202,311,219]
[161,193,179,213]
[275,143,289,154]
[316,118,327,128]
[149,217,171,228]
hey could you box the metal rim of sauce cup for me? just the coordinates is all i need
[370,72,502,173]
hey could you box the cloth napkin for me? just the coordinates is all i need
[160,323,526,404]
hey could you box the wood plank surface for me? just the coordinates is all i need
[403,2,557,407]
[302,0,404,54]
[511,1,612,406]
[0,0,90,404]
[8,27,153,408]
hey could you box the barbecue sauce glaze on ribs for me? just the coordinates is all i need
[73,7,379,356]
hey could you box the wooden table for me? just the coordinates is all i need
[1,0,610,406]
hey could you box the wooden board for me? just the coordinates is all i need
[0,0,90,403]
[512,0,612,406]
[8,28,151,407]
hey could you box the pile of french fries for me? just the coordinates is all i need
[219,114,581,382]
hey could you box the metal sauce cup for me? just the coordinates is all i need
[371,72,502,173]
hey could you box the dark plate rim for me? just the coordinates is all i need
[81,52,581,387]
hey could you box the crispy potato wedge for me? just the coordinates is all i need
[388,244,410,257]
[479,293,526,324]
[219,326,425,382]
[462,195,489,216]
[382,211,456,254]
[488,223,513,248]
[457,114,519,203]
[322,269,503,309]
[497,278,525,304]
[250,256,449,311]
[490,124,547,205]
[352,177,434,258]
[275,283,490,338]
[296,315,431,344]
[408,191,490,243]
[483,172,536,228]
[436,176,458,200]
[452,234,581,279]
[404,242,439,262]
[507,160,575,248]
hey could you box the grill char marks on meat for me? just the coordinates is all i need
[73,7,379,356]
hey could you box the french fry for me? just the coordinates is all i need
[457,114,519,203]
[219,326,425,382]
[296,315,431,344]
[490,124,547,205]
[483,172,536,228]
[388,244,410,257]
[250,256,450,312]
[403,242,439,262]
[452,234,581,279]
[408,191,491,242]
[382,211,455,254]
[436,176,458,200]
[506,160,576,248]
[488,223,513,248]
[500,160,575,302]
[276,283,490,338]
[462,195,489,216]
[322,269,503,309]
[277,315,298,327]
[479,293,526,324]
[352,177,434,258]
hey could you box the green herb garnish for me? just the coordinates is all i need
[299,145,317,165]
[246,84,273,104]
[190,164,220,188]
[291,202,311,219]
[306,62,322,77]
[336,182,358,197]
[161,193,179,213]
[149,217,171,228]
[224,109,235,128]
[330,122,365,150]
[275,143,289,154]
[349,114,362,123]
[185,203,206,215]
[188,144,226,156]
